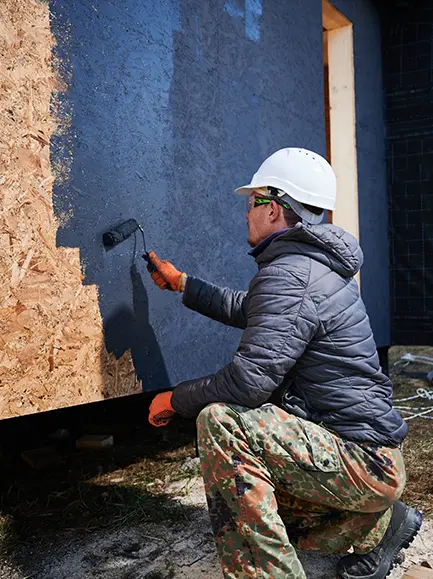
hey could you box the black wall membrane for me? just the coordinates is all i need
[379,0,433,345]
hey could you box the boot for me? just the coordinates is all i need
[337,501,422,579]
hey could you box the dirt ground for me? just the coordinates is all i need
[0,475,432,579]
[1,345,433,578]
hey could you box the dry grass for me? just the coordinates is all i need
[0,414,198,554]
[389,346,433,515]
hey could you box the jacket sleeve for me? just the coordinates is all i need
[182,276,248,330]
[171,265,319,418]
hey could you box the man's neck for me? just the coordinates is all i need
[248,228,290,258]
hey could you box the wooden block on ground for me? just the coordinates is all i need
[402,565,433,579]
[21,446,61,470]
[76,434,114,450]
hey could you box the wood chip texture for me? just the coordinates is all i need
[0,0,139,419]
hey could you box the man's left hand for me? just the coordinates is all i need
[149,391,176,427]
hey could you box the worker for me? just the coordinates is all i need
[145,148,422,579]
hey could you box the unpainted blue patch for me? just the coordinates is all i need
[194,13,203,61]
[224,1,244,20]
[245,0,262,42]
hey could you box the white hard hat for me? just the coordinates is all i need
[235,148,337,223]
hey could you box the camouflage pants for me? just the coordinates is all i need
[197,403,406,579]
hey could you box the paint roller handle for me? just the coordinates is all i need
[145,251,187,292]
[142,252,157,273]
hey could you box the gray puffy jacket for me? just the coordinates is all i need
[171,223,407,447]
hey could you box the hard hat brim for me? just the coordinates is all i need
[235,184,265,195]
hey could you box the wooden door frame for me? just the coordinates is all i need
[323,0,359,243]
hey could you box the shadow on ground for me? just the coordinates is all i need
[0,394,197,578]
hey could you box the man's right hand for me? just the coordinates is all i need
[146,251,186,292]
[148,391,176,427]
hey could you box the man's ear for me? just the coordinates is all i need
[269,200,281,223]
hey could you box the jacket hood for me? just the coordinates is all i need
[256,223,364,278]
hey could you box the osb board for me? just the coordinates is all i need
[0,0,140,419]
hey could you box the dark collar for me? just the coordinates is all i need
[248,228,290,259]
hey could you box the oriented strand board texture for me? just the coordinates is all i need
[0,0,138,419]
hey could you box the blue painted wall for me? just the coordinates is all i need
[50,0,388,396]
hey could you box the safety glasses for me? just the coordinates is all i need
[246,194,291,213]
[246,196,270,213]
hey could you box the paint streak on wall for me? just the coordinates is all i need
[224,0,262,41]
[0,0,139,419]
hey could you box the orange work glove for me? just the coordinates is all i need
[146,251,186,292]
[148,391,176,427]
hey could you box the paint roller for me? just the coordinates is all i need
[102,218,139,248]
[102,218,156,271]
